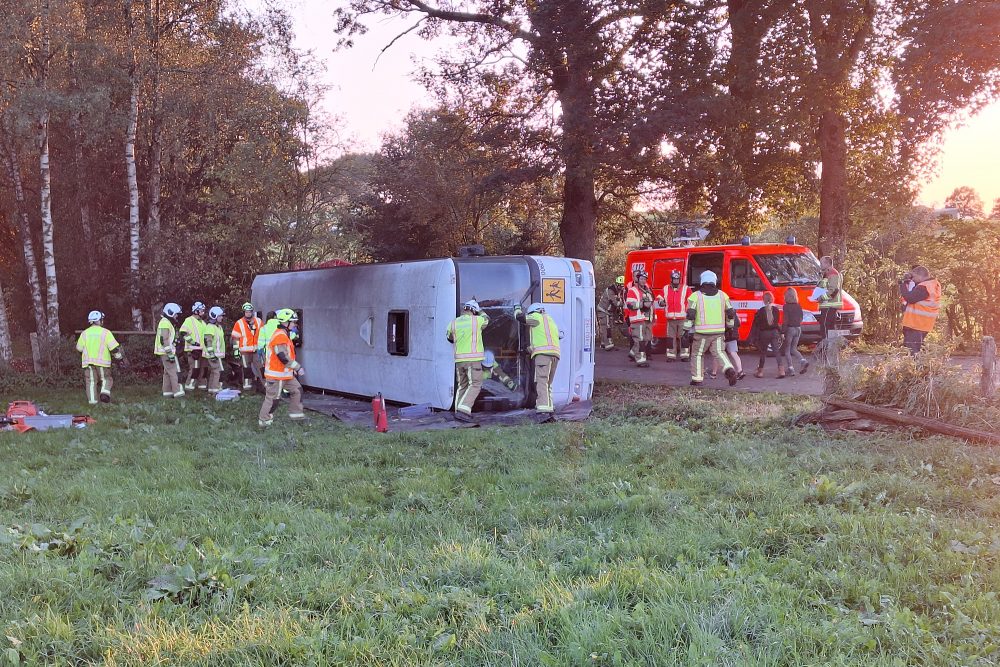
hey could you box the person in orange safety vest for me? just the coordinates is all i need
[899,265,941,355]
[659,269,691,362]
[258,308,306,427]
[231,302,263,390]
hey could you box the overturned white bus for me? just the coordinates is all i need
[251,255,596,411]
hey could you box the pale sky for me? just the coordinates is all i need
[271,0,1000,211]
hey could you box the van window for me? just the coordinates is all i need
[387,310,409,356]
[753,253,822,286]
[730,258,766,292]
[687,252,724,288]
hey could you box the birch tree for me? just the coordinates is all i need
[123,0,143,330]
[0,277,13,362]
[0,116,48,337]
[35,0,61,336]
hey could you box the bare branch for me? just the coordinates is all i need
[375,17,427,66]
[403,0,538,43]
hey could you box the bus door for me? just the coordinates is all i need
[727,255,768,340]
[652,257,686,339]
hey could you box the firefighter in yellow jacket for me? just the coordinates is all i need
[180,301,207,390]
[520,303,562,415]
[682,271,739,387]
[446,300,489,420]
[76,310,123,404]
[203,306,227,394]
[154,302,184,398]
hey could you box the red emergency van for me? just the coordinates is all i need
[624,242,863,346]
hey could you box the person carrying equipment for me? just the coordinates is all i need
[682,271,739,387]
[155,303,184,398]
[259,308,306,426]
[231,302,263,390]
[518,303,562,415]
[446,299,489,420]
[203,306,227,394]
[76,310,123,405]
[180,302,207,390]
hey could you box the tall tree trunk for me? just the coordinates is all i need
[125,75,144,330]
[806,0,874,267]
[145,0,163,295]
[0,123,48,337]
[37,0,60,337]
[147,79,162,245]
[817,109,849,265]
[556,75,598,264]
[145,0,163,244]
[124,0,144,330]
[0,277,12,362]
[69,50,97,277]
[560,159,598,263]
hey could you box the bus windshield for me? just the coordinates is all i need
[455,258,533,410]
[753,253,822,286]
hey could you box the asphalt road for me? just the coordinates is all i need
[595,345,982,397]
[595,344,826,395]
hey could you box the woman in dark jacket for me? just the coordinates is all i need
[751,292,783,378]
[779,287,809,376]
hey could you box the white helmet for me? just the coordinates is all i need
[526,303,545,315]
[208,306,224,322]
[463,299,481,314]
[87,310,104,324]
[700,270,718,286]
[163,302,181,318]
[191,301,206,313]
[483,350,496,368]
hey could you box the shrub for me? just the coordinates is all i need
[838,342,1000,429]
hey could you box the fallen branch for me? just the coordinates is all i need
[824,397,1000,446]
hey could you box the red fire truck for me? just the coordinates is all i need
[624,241,863,346]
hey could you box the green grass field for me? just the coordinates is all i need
[2,384,1000,666]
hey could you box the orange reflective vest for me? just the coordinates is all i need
[625,285,654,323]
[265,328,297,380]
[901,279,941,333]
[232,316,263,352]
[663,284,691,320]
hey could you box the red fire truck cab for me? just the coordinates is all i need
[625,242,863,346]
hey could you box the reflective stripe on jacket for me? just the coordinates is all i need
[447,313,489,362]
[664,284,690,319]
[180,316,205,351]
[527,312,560,359]
[205,323,226,358]
[154,317,175,356]
[76,325,119,368]
[265,328,296,380]
[232,316,263,352]
[625,285,653,323]
[901,279,941,333]
[686,291,731,334]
